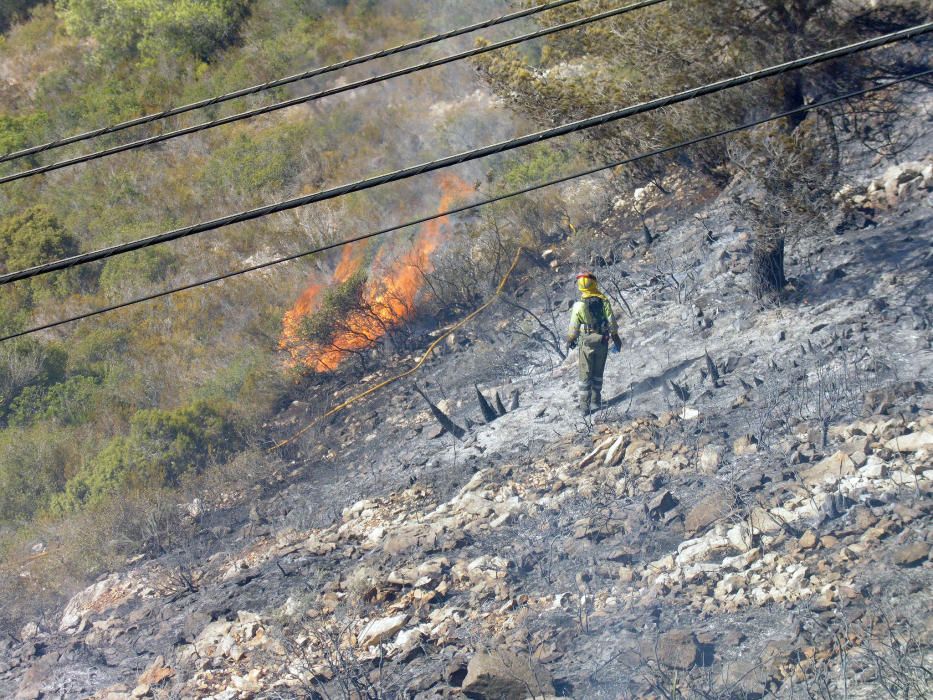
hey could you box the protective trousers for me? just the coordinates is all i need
[578,332,608,413]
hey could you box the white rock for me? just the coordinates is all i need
[721,548,760,571]
[699,446,722,473]
[675,536,728,566]
[604,435,628,466]
[358,614,409,648]
[59,573,124,632]
[726,523,753,552]
[860,455,886,479]
[679,406,700,421]
[884,432,933,453]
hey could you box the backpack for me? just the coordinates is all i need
[585,297,609,335]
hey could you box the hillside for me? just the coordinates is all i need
[2,111,931,698]
[1,1,932,699]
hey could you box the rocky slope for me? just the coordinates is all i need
[1,120,931,698]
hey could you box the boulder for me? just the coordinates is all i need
[798,531,818,550]
[884,432,933,453]
[358,614,409,648]
[733,435,758,456]
[892,542,929,567]
[647,491,678,519]
[653,629,699,670]
[461,650,555,699]
[800,451,856,486]
[136,655,174,688]
[699,446,723,474]
[685,494,725,534]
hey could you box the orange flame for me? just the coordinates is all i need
[280,174,473,372]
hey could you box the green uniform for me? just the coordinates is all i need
[567,296,619,413]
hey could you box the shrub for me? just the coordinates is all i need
[0,425,72,523]
[0,206,77,272]
[0,206,81,301]
[0,338,67,420]
[98,247,177,299]
[52,400,243,512]
[58,0,251,63]
[299,270,368,348]
[67,327,131,378]
[200,123,315,203]
[0,111,47,159]
[8,375,101,427]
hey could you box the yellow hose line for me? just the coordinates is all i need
[9,550,49,568]
[269,248,524,451]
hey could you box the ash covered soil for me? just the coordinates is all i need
[2,111,932,699]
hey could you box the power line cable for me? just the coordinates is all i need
[0,0,588,165]
[0,0,667,185]
[2,67,927,344]
[1,21,928,286]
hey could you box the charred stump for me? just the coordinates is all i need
[704,351,720,385]
[475,385,499,424]
[414,384,465,440]
[494,391,508,417]
[751,234,786,298]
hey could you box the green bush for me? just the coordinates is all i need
[99,248,177,299]
[0,112,48,159]
[58,0,251,63]
[0,207,81,302]
[0,206,75,272]
[8,375,101,427]
[52,400,243,512]
[0,0,44,33]
[0,425,71,523]
[0,338,67,421]
[67,327,131,378]
[201,123,312,201]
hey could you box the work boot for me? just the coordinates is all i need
[591,392,602,413]
[579,391,592,416]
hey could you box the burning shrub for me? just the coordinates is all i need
[285,269,415,373]
[298,270,369,349]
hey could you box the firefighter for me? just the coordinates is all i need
[567,272,622,414]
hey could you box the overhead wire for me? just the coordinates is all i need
[1,66,928,344]
[1,21,929,286]
[0,0,667,185]
[0,0,588,165]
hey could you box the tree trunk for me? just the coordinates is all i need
[752,234,786,298]
[782,71,807,131]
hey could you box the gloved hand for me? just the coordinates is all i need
[611,344,621,354]
[567,338,577,351]
[611,334,622,354]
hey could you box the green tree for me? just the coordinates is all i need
[58,0,251,63]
